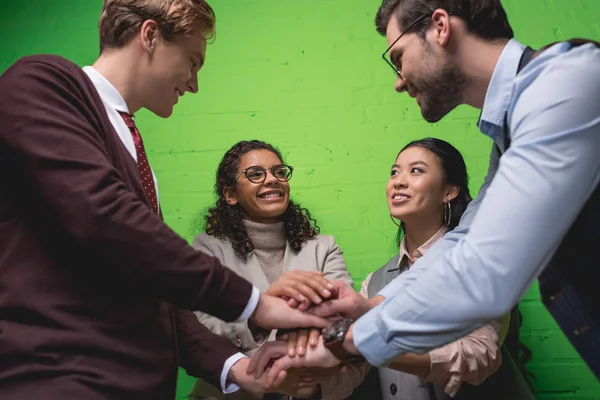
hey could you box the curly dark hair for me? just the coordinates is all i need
[203,140,320,261]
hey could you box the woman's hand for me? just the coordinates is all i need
[266,270,334,308]
[278,328,322,356]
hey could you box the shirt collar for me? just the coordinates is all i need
[478,39,527,142]
[399,225,450,267]
[82,66,131,115]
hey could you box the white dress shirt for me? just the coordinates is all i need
[82,66,259,393]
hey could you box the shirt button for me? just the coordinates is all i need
[390,383,397,395]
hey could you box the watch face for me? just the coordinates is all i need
[322,321,338,342]
[323,318,350,342]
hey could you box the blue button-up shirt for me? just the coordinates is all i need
[354,39,600,367]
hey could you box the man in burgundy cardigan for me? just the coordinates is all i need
[0,1,327,399]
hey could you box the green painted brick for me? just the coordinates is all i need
[1,0,599,399]
[521,331,585,361]
[528,363,599,394]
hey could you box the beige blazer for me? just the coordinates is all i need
[189,233,355,400]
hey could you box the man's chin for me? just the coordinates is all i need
[422,112,445,123]
[148,104,174,119]
[420,104,454,123]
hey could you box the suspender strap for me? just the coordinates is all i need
[518,46,536,73]
[498,46,536,153]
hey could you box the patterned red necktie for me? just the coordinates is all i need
[118,111,159,215]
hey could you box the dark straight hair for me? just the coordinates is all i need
[394,137,472,247]
[375,0,514,41]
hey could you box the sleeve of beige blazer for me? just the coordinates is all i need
[191,234,354,355]
[318,235,354,287]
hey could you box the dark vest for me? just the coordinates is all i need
[501,39,600,379]
[364,255,451,400]
[353,256,534,400]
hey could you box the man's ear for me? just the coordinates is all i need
[430,8,452,47]
[223,187,238,206]
[445,184,460,203]
[140,19,159,53]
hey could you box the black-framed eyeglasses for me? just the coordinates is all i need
[381,13,431,75]
[235,164,294,184]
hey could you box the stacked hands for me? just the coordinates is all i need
[236,271,376,397]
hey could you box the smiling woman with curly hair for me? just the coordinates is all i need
[189,140,362,400]
[203,140,319,261]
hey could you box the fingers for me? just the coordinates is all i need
[308,328,321,347]
[296,329,309,356]
[300,272,334,299]
[247,341,288,379]
[266,356,294,387]
[287,297,299,308]
[283,271,334,304]
[296,381,317,388]
[272,369,288,390]
[311,298,347,318]
[291,307,329,328]
[296,298,312,311]
[286,331,298,357]
[298,375,321,385]
[280,281,321,305]
[299,271,335,299]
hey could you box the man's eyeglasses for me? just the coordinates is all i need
[235,164,294,184]
[381,13,430,75]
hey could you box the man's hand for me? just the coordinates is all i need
[251,293,329,330]
[277,328,321,356]
[309,280,382,320]
[229,356,320,397]
[247,337,342,387]
[228,357,284,395]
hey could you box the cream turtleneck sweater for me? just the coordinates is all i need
[244,219,287,284]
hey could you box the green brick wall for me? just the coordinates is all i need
[1,1,598,398]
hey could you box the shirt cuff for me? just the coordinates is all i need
[221,352,247,394]
[236,286,260,322]
[353,303,402,367]
[425,346,462,397]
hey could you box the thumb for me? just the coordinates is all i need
[291,308,329,328]
[287,297,299,308]
[311,299,347,318]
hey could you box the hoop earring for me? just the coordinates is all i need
[390,214,401,227]
[444,202,452,227]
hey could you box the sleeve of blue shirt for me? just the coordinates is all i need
[354,44,600,367]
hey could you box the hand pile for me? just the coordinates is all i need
[241,271,373,396]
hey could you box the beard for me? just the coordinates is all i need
[412,52,467,123]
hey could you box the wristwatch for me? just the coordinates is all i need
[323,317,357,361]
